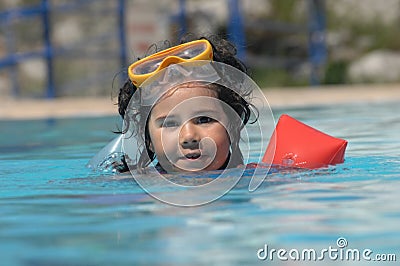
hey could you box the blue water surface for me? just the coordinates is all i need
[1,101,399,266]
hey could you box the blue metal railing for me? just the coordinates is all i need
[0,0,326,98]
[1,2,47,97]
[0,0,127,98]
[177,0,326,85]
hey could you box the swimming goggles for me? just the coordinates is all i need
[128,39,213,87]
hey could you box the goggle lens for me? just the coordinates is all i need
[134,58,163,75]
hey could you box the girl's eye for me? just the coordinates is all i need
[196,116,215,124]
[162,120,179,128]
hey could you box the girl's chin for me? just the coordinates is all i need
[167,158,214,172]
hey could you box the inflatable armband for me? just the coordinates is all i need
[262,114,347,169]
[87,135,127,173]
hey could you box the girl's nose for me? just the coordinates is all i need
[179,122,200,149]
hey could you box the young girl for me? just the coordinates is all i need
[116,36,260,174]
[89,36,347,200]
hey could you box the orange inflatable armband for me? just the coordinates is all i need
[262,114,347,169]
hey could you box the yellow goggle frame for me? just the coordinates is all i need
[128,39,213,87]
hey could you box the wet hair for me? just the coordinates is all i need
[117,35,256,172]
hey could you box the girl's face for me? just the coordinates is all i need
[147,84,230,173]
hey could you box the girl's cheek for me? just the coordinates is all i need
[158,129,179,151]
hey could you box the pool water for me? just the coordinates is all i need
[1,102,399,265]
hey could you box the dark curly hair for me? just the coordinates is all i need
[117,35,256,172]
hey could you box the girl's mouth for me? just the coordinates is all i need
[184,152,201,160]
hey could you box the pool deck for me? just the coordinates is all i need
[1,83,399,120]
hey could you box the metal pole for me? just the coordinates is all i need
[308,0,327,86]
[178,0,187,41]
[227,0,246,61]
[118,0,128,81]
[4,18,19,97]
[42,0,55,98]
